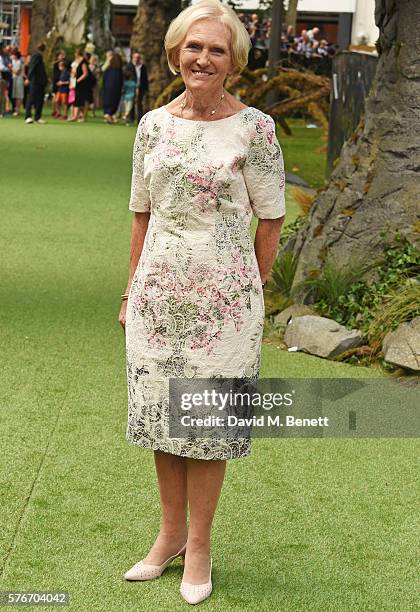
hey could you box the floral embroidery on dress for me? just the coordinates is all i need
[125,105,285,460]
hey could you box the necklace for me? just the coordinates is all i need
[180,90,225,119]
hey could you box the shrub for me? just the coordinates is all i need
[299,233,419,336]
[271,250,299,298]
[367,281,420,355]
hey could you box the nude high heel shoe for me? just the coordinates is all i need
[124,543,186,581]
[180,557,213,605]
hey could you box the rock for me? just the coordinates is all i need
[382,317,420,372]
[284,315,364,358]
[273,304,316,330]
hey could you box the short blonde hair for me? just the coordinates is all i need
[164,0,251,76]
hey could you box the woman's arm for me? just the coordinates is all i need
[119,211,150,331]
[124,211,150,293]
[254,216,285,284]
[242,114,286,284]
[77,62,89,83]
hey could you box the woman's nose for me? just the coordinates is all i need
[196,49,210,66]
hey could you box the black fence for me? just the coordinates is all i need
[326,51,378,177]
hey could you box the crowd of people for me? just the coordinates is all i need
[238,13,336,58]
[0,42,148,125]
[0,14,334,123]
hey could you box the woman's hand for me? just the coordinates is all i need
[119,300,128,334]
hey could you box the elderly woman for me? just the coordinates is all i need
[118,0,285,605]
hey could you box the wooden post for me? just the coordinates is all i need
[266,0,283,108]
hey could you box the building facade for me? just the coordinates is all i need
[0,0,378,54]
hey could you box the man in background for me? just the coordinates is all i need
[25,42,48,124]
[129,51,148,123]
[0,43,12,115]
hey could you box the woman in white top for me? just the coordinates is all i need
[11,51,24,116]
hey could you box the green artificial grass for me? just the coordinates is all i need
[0,112,417,611]
[277,119,327,189]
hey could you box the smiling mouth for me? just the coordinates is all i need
[191,70,214,76]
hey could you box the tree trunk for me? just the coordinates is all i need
[30,0,88,58]
[130,0,181,107]
[287,0,420,300]
[89,0,114,52]
[29,0,56,52]
[285,0,298,34]
[54,0,88,46]
[266,0,284,109]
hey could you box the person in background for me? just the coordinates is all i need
[25,42,48,124]
[5,45,14,114]
[0,44,12,114]
[125,52,136,122]
[83,51,95,117]
[317,39,329,57]
[72,47,90,122]
[307,26,320,42]
[52,50,66,117]
[102,51,123,124]
[248,13,260,47]
[120,66,137,125]
[22,54,31,110]
[0,50,5,117]
[101,50,113,73]
[327,42,337,57]
[88,54,101,117]
[67,55,78,120]
[130,52,148,123]
[296,30,313,58]
[54,60,70,119]
[11,50,24,116]
[286,24,295,44]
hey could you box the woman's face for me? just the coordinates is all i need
[176,19,233,94]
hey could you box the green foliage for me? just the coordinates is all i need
[267,216,307,307]
[296,255,376,313]
[279,213,307,245]
[367,282,420,355]
[271,250,299,298]
[304,233,419,334]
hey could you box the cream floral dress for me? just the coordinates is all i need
[125,105,286,460]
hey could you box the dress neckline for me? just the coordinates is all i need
[162,105,251,123]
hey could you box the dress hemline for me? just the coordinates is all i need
[125,433,251,461]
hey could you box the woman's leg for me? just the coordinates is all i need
[79,102,88,121]
[4,87,11,112]
[52,92,58,116]
[184,459,226,583]
[143,450,188,564]
[68,104,78,120]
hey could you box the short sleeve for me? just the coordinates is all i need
[128,112,151,212]
[243,113,286,219]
